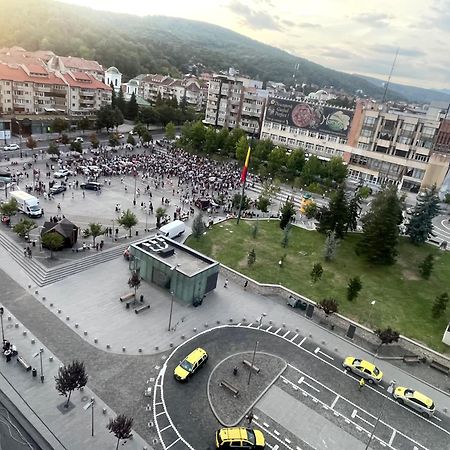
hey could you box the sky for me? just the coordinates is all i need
[58,0,450,90]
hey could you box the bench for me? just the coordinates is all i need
[135,304,150,314]
[120,293,135,302]
[403,355,420,364]
[220,380,239,397]
[242,359,260,374]
[17,356,31,372]
[429,360,450,375]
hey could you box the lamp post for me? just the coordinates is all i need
[83,397,95,437]
[258,313,267,328]
[168,264,181,332]
[367,300,376,329]
[133,170,137,206]
[33,348,44,383]
[278,260,282,284]
[0,307,4,343]
[365,380,396,449]
[247,340,259,386]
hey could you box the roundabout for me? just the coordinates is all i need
[154,324,450,450]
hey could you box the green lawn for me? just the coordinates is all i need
[186,220,450,353]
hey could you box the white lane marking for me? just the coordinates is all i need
[267,326,273,332]
[165,437,181,449]
[155,411,165,417]
[351,409,357,418]
[354,412,375,427]
[247,322,254,327]
[160,425,171,432]
[290,333,299,342]
[314,347,320,354]
[298,336,307,346]
[274,327,282,334]
[319,350,334,361]
[330,395,340,409]
[282,375,320,394]
[254,419,295,450]
[154,402,163,406]
[274,430,280,436]
[282,330,290,338]
[263,422,270,428]
[389,430,396,446]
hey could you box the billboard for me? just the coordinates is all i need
[265,97,353,137]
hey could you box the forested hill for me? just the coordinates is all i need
[0,0,441,102]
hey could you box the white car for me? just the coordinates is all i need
[74,137,84,143]
[4,144,20,151]
[53,169,72,178]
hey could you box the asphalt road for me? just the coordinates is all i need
[159,325,450,450]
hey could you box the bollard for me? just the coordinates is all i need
[66,316,70,321]
[32,368,37,377]
[204,323,208,327]
[193,328,197,332]
[75,323,79,328]
[155,346,159,351]
[57,309,61,314]
[31,339,35,344]
[229,318,233,322]
[169,343,173,347]
[94,338,98,344]
[7,316,11,321]
[181,335,185,340]
[42,297,46,301]
[49,303,53,307]
[49,356,53,362]
[22,331,27,336]
[35,290,38,295]
[138,348,142,353]
[106,344,110,349]
[122,347,126,352]
[242,317,246,322]
[216,320,220,324]
[282,323,286,327]
[15,323,19,328]
[102,408,107,414]
[84,331,88,336]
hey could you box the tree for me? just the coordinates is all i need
[116,88,126,115]
[13,219,36,239]
[133,123,147,138]
[50,118,68,135]
[109,134,120,147]
[256,196,270,213]
[138,106,160,128]
[192,213,206,238]
[141,130,152,146]
[235,135,248,162]
[127,134,136,146]
[281,224,291,248]
[356,186,403,265]
[347,276,362,301]
[319,298,338,316]
[267,146,288,175]
[375,327,400,351]
[107,414,134,450]
[311,263,323,283]
[323,231,338,261]
[0,198,18,222]
[232,194,250,211]
[247,248,256,266]
[110,82,116,108]
[318,186,348,238]
[418,254,434,280]
[89,132,99,149]
[279,200,295,229]
[128,270,141,297]
[432,292,449,319]
[301,155,323,185]
[41,232,64,258]
[26,135,37,151]
[54,360,88,408]
[70,140,82,154]
[47,142,60,157]
[303,201,318,219]
[204,127,218,154]
[77,117,91,135]
[286,148,305,178]
[326,157,348,184]
[61,133,70,146]
[347,194,361,232]
[406,186,441,245]
[165,121,176,141]
[118,209,138,237]
[261,179,280,205]
[155,207,167,228]
[126,92,139,121]
[82,223,105,245]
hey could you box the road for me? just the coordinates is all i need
[157,325,450,450]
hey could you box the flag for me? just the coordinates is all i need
[240,146,251,183]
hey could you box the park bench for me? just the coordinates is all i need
[220,380,239,397]
[17,356,31,372]
[429,360,450,375]
[120,292,135,302]
[402,355,420,364]
[242,359,260,374]
[135,304,150,314]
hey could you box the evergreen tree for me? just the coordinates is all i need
[116,89,126,115]
[281,224,291,248]
[323,231,338,261]
[418,254,434,280]
[247,248,256,266]
[54,360,88,408]
[356,186,403,265]
[318,186,348,238]
[192,213,206,238]
[432,292,449,318]
[347,276,362,301]
[110,82,116,108]
[406,186,440,245]
[107,414,134,450]
[347,194,361,232]
[311,263,323,283]
[256,196,270,213]
[126,92,139,121]
[279,200,295,229]
[165,121,176,141]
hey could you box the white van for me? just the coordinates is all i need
[10,191,43,218]
[158,220,186,239]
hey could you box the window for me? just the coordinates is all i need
[363,116,376,126]
[397,136,411,145]
[402,123,415,132]
[421,126,435,139]
[316,145,324,152]
[281,124,286,131]
[394,149,408,158]
[358,142,369,150]
[414,153,429,162]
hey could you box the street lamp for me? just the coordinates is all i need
[133,170,137,206]
[83,397,95,437]
[365,380,396,449]
[168,264,181,332]
[367,300,376,329]
[258,313,267,328]
[33,348,44,383]
[247,340,259,386]
[0,307,4,343]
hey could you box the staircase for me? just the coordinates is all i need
[0,231,132,287]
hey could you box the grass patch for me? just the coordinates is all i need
[186,219,450,353]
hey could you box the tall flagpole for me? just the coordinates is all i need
[237,134,254,225]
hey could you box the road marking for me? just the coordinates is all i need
[318,350,334,361]
[266,326,273,332]
[160,425,171,432]
[354,412,375,428]
[274,430,280,436]
[314,347,320,354]
[247,322,254,327]
[154,402,163,406]
[290,333,298,341]
[282,375,320,393]
[254,419,295,450]
[155,411,165,417]
[389,430,396,446]
[351,409,357,418]
[263,422,270,428]
[165,437,180,449]
[274,327,282,334]
[330,395,339,409]
[298,336,307,346]
[282,330,290,338]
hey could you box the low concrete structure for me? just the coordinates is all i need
[129,235,219,304]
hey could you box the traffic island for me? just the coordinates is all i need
[207,351,286,426]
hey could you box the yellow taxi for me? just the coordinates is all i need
[216,427,265,449]
[393,386,435,417]
[173,347,208,382]
[342,356,383,384]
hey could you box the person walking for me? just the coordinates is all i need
[359,378,365,391]
[246,411,254,425]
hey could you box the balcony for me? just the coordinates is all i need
[377,138,391,148]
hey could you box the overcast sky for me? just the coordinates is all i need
[59,0,449,90]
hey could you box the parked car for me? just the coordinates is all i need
[342,356,383,384]
[216,428,265,449]
[4,144,20,151]
[174,347,208,381]
[393,387,435,417]
[50,185,67,194]
[74,137,84,143]
[53,169,72,178]
[80,181,101,191]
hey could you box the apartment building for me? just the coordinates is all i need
[261,97,450,192]
[203,74,267,134]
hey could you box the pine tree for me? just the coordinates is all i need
[110,82,116,108]
[356,186,403,265]
[280,200,295,229]
[247,248,256,266]
[54,360,88,408]
[347,194,361,232]
[192,213,206,238]
[126,93,139,121]
[117,89,126,115]
[311,263,323,283]
[347,276,362,301]
[323,231,338,261]
[318,186,348,238]
[406,186,440,245]
[432,292,449,318]
[418,254,434,280]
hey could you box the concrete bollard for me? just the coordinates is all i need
[216,320,220,324]
[282,323,286,327]
[84,331,88,336]
[22,331,27,336]
[94,338,98,344]
[321,340,326,345]
[49,356,53,362]
[229,318,233,322]
[169,343,173,347]
[42,297,46,301]
[14,323,19,328]
[138,348,142,353]
[181,335,185,340]
[57,309,61,314]
[269,320,273,325]
[102,408,107,414]
[49,303,53,307]
[155,346,159,351]
[7,316,11,321]
[106,344,110,349]
[193,328,197,332]
[35,290,38,295]
[204,323,208,327]
[242,317,246,322]
[28,285,31,289]
[66,316,70,321]
[122,347,126,352]
[31,339,35,344]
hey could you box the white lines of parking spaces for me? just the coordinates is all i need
[238,322,450,450]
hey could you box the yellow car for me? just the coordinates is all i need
[393,387,435,417]
[343,356,383,384]
[173,347,208,381]
[216,427,265,449]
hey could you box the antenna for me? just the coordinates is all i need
[382,48,399,104]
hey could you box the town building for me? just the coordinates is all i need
[203,74,267,134]
[104,66,122,92]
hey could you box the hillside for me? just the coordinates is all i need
[0,0,443,103]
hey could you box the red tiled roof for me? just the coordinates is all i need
[63,71,111,90]
[0,63,67,85]
[59,56,103,72]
